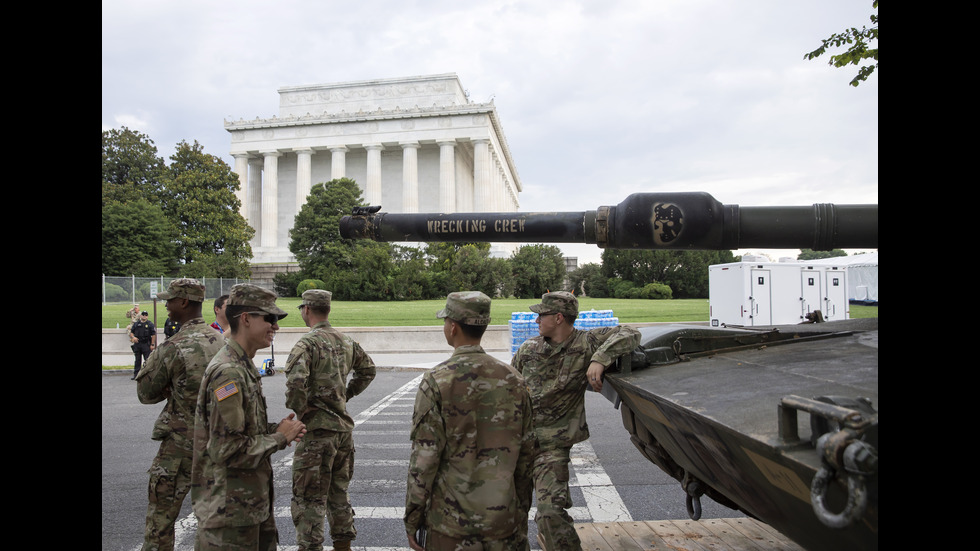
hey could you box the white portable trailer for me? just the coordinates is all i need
[708,261,848,327]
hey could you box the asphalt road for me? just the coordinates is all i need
[102,367,734,551]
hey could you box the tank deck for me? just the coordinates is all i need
[575,517,805,550]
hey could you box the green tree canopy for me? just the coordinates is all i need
[289,178,395,300]
[159,141,254,277]
[102,199,176,276]
[798,248,848,261]
[568,262,606,297]
[601,249,735,299]
[805,1,878,86]
[422,242,515,298]
[510,244,567,299]
[102,127,166,206]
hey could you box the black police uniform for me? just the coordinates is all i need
[131,319,156,378]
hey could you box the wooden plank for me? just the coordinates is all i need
[718,518,806,551]
[640,520,709,551]
[576,523,615,551]
[698,519,768,551]
[591,522,645,551]
[674,518,746,551]
[619,521,674,550]
[572,518,804,551]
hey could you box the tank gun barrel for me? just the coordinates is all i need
[339,192,878,250]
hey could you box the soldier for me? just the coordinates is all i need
[130,310,157,380]
[285,289,377,551]
[511,291,641,550]
[405,291,536,551]
[136,278,224,551]
[191,283,307,551]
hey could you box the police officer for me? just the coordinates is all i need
[129,311,156,380]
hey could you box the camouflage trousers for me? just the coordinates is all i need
[194,515,278,551]
[423,527,530,551]
[532,447,581,551]
[142,437,191,551]
[291,429,356,550]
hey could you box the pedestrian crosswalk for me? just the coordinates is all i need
[163,374,632,550]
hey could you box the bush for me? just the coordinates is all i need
[297,278,326,295]
[104,283,129,302]
[273,272,305,297]
[640,282,673,300]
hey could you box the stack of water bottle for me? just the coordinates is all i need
[509,309,619,355]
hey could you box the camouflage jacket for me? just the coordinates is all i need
[136,318,224,453]
[284,321,376,432]
[512,325,640,449]
[404,345,536,540]
[191,339,288,528]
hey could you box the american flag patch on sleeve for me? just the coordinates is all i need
[215,382,239,401]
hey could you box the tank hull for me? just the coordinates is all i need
[605,319,878,551]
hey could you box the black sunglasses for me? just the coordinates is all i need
[247,312,279,325]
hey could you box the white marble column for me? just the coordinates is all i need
[295,148,314,209]
[492,152,502,211]
[330,146,348,180]
[401,141,420,213]
[437,140,456,213]
[247,158,263,246]
[232,154,249,219]
[260,151,281,248]
[473,138,491,212]
[365,143,384,206]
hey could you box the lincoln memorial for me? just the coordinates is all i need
[225,73,523,264]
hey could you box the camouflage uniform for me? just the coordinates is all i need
[405,292,536,550]
[191,284,291,551]
[285,289,376,551]
[136,280,224,551]
[511,291,640,550]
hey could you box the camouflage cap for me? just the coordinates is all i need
[436,291,492,326]
[300,289,332,309]
[156,278,206,302]
[529,291,578,317]
[227,283,288,319]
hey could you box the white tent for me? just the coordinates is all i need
[804,252,878,304]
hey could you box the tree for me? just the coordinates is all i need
[289,178,395,300]
[159,141,254,277]
[423,242,514,298]
[805,1,878,87]
[601,249,735,299]
[102,127,166,206]
[510,244,567,299]
[102,199,176,276]
[798,249,848,261]
[568,263,603,297]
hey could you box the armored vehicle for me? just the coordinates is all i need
[341,192,878,551]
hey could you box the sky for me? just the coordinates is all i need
[102,0,878,265]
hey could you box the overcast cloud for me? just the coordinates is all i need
[102,0,878,264]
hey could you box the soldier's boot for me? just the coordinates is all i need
[331,540,352,551]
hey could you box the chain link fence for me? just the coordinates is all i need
[102,275,257,304]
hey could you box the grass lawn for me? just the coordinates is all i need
[103,298,877,328]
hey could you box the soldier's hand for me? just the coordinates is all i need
[407,533,424,551]
[277,413,307,445]
[587,361,605,392]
